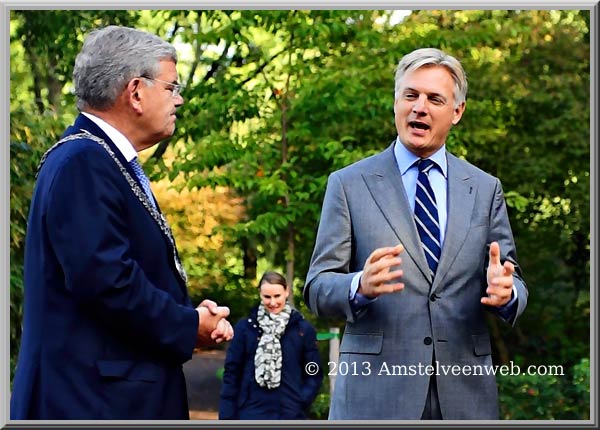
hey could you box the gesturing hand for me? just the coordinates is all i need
[358,244,404,298]
[481,241,514,307]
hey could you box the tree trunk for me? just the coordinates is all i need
[242,237,257,281]
[286,223,295,306]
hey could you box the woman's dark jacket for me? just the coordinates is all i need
[219,307,324,419]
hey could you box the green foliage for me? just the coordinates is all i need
[498,358,590,419]
[9,265,24,381]
[571,358,591,414]
[308,390,331,419]
[9,107,68,383]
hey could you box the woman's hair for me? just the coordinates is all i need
[258,271,287,289]
[73,25,177,111]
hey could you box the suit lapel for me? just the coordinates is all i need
[362,145,432,284]
[431,153,475,293]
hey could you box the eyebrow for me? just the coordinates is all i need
[403,87,448,101]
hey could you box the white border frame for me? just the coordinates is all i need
[1,2,597,429]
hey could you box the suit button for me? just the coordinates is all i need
[424,337,433,345]
[430,294,438,302]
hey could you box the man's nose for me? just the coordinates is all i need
[412,95,428,114]
[175,92,184,107]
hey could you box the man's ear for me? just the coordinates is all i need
[452,101,466,125]
[127,78,143,114]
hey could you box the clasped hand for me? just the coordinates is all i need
[196,299,234,346]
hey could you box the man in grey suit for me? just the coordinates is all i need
[304,48,527,420]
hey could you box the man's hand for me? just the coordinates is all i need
[481,241,514,307]
[196,299,233,346]
[358,244,404,298]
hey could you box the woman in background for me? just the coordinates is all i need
[219,271,323,419]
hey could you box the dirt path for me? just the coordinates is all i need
[189,410,218,420]
[184,349,226,419]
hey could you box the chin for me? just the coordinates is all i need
[156,131,174,142]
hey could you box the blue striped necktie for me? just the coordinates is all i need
[414,159,441,277]
[129,157,156,208]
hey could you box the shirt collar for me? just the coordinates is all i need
[81,112,138,162]
[393,136,448,177]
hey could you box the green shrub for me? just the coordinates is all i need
[309,391,331,420]
[498,357,590,419]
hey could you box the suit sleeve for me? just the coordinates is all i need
[486,178,528,326]
[300,322,324,409]
[45,147,198,363]
[219,319,247,420]
[304,172,363,322]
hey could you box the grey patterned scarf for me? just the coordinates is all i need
[254,303,292,389]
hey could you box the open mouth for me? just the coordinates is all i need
[409,121,430,131]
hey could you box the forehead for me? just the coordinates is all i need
[260,282,287,295]
[400,65,455,94]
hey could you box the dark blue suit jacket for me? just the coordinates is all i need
[11,114,199,419]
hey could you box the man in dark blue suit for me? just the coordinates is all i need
[10,25,233,420]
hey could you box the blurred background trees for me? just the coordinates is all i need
[9,9,590,419]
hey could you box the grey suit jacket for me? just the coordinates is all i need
[304,143,527,420]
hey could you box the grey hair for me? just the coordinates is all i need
[73,25,177,111]
[394,48,467,107]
